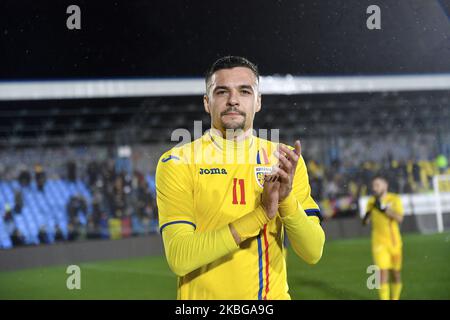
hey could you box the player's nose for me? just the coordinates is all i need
[226,89,240,106]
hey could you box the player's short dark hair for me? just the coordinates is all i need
[372,174,388,184]
[205,56,259,89]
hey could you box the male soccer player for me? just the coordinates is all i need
[156,56,325,299]
[362,175,404,300]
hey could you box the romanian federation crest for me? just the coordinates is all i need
[254,166,273,188]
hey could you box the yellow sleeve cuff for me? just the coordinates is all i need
[220,223,241,250]
[279,192,300,218]
[230,206,269,242]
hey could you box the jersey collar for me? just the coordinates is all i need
[207,128,254,151]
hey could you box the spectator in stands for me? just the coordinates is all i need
[386,161,400,193]
[98,211,110,239]
[324,174,340,200]
[436,154,448,174]
[101,159,116,184]
[3,203,26,246]
[18,167,31,187]
[412,160,421,190]
[38,226,50,244]
[141,204,153,234]
[66,194,88,223]
[310,176,323,203]
[91,192,103,224]
[35,164,46,191]
[112,174,126,218]
[67,222,79,241]
[86,215,101,239]
[3,204,16,237]
[87,161,99,188]
[67,196,80,223]
[11,229,25,246]
[98,159,116,217]
[396,161,409,193]
[54,225,64,242]
[13,190,23,214]
[67,160,77,182]
[3,203,13,222]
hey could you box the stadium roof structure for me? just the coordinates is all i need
[0,88,448,147]
[1,74,450,100]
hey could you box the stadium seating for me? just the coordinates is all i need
[0,180,80,247]
[0,174,157,249]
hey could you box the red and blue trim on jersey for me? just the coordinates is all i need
[257,224,271,300]
[305,208,323,222]
[159,220,196,233]
[256,148,271,299]
[256,148,269,166]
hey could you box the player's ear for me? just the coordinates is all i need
[203,94,210,114]
[255,93,262,113]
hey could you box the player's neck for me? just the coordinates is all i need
[210,126,253,142]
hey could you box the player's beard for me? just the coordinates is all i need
[374,190,386,198]
[220,109,246,131]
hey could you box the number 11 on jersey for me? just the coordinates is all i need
[232,178,246,205]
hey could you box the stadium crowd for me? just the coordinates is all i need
[0,156,158,247]
[0,141,449,248]
[307,154,450,219]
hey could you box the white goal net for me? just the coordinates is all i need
[432,174,450,233]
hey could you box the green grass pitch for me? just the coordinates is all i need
[0,232,449,299]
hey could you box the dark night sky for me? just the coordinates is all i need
[0,0,450,79]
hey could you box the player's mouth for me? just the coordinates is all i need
[224,112,241,116]
[222,111,245,117]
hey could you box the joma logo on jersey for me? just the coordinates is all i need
[199,168,228,175]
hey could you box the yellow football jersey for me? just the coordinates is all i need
[156,129,322,300]
[366,193,404,248]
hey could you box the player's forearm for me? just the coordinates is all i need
[162,223,239,277]
[162,206,270,276]
[278,193,325,264]
[229,205,270,245]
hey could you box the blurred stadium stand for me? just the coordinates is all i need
[0,86,449,253]
[0,173,158,249]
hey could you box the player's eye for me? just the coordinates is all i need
[215,90,227,95]
[241,89,252,95]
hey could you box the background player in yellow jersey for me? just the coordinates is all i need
[363,175,404,300]
[156,56,325,299]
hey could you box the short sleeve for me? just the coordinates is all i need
[156,150,196,233]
